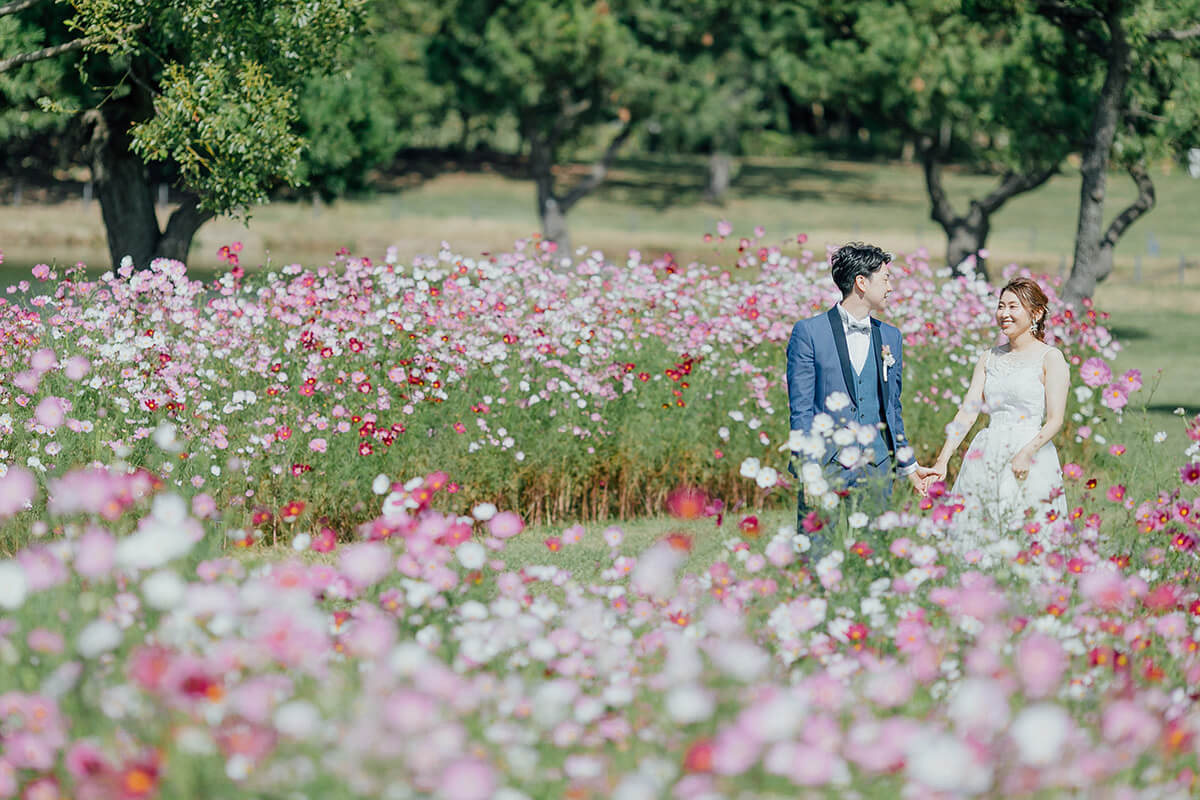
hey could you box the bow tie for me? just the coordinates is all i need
[844,316,871,334]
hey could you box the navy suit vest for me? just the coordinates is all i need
[852,345,891,465]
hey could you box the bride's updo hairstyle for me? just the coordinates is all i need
[999,276,1050,342]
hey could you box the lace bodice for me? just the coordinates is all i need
[983,345,1050,430]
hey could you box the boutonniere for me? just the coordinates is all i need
[881,345,895,381]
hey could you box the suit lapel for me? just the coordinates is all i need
[872,321,887,401]
[827,308,858,407]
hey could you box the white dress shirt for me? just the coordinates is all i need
[835,303,918,476]
[836,303,872,374]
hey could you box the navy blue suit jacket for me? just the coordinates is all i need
[785,307,915,471]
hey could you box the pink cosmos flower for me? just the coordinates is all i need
[64,356,91,381]
[1181,463,1200,486]
[73,527,116,578]
[30,348,57,372]
[34,396,65,428]
[26,628,65,654]
[0,467,35,517]
[1120,368,1143,392]
[1063,463,1083,480]
[1101,700,1160,751]
[1079,568,1124,611]
[309,438,328,453]
[1017,633,1067,698]
[1079,357,1112,388]
[439,757,497,800]
[1100,383,1128,411]
[192,493,217,519]
[1155,612,1187,639]
[488,511,524,539]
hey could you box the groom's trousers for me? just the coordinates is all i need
[798,458,894,562]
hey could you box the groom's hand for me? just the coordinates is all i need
[907,469,930,497]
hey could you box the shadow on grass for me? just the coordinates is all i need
[1108,325,1153,341]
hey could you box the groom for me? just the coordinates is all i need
[786,242,934,558]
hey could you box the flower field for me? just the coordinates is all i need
[2,233,1200,797]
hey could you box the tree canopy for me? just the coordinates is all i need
[1,0,366,265]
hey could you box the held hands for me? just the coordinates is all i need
[908,464,943,497]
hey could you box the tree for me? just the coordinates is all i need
[631,0,783,206]
[425,0,663,254]
[1026,0,1200,306]
[295,1,450,200]
[792,1,1077,281]
[0,0,365,267]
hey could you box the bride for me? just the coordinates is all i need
[928,277,1070,541]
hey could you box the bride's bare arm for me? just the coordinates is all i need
[1016,348,1070,457]
[932,352,989,475]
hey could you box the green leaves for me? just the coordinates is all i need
[130,60,303,215]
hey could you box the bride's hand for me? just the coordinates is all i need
[1010,449,1034,482]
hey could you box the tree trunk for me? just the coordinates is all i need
[527,121,633,262]
[945,210,990,280]
[541,196,571,257]
[920,138,1057,283]
[1062,13,1132,307]
[704,152,734,205]
[528,133,570,255]
[86,109,212,268]
[158,196,215,262]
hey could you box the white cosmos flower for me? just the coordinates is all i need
[848,512,869,529]
[472,503,497,521]
[755,466,778,489]
[372,474,391,494]
[142,570,186,610]
[1011,704,1071,766]
[739,457,761,479]
[666,684,714,723]
[77,620,122,658]
[801,462,823,484]
[1074,386,1094,403]
[906,732,987,793]
[811,413,834,434]
[274,700,322,739]
[825,391,851,412]
[837,446,862,468]
[292,533,312,551]
[0,561,28,610]
[457,541,486,569]
[832,427,856,447]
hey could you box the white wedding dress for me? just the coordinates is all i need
[950,345,1068,544]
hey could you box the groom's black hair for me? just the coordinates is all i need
[831,242,893,298]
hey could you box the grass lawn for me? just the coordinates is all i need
[228,508,801,589]
[3,155,1199,308]
[1105,308,1200,433]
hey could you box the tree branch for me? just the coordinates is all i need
[0,21,143,74]
[560,122,634,213]
[1100,160,1155,250]
[1034,0,1108,54]
[1148,24,1200,42]
[918,137,959,227]
[1034,1,1103,24]
[161,194,216,250]
[0,0,47,17]
[977,164,1059,215]
[0,33,100,73]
